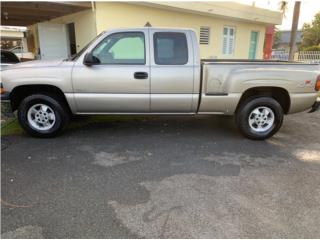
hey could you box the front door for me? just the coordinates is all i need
[149,30,194,113]
[249,31,259,59]
[38,22,69,60]
[72,30,150,113]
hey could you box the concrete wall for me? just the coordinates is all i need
[95,2,267,59]
[27,24,39,55]
[28,9,97,56]
[49,9,97,52]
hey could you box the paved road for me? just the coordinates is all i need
[1,112,320,238]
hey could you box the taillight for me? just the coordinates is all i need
[316,75,320,91]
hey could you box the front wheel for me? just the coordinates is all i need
[18,94,69,137]
[235,97,284,140]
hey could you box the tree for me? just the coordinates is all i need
[288,1,301,60]
[272,29,282,49]
[301,12,320,49]
[279,1,289,18]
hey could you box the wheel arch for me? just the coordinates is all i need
[236,86,291,114]
[10,84,71,113]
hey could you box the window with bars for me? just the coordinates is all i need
[199,27,210,45]
[223,26,236,55]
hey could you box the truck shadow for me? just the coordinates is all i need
[66,114,240,138]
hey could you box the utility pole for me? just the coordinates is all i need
[288,1,301,61]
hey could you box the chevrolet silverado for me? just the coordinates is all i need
[1,28,319,139]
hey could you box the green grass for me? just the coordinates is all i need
[1,119,23,136]
[1,115,148,136]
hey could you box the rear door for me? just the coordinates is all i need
[149,30,195,113]
[38,22,69,60]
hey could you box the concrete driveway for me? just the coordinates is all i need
[1,112,320,238]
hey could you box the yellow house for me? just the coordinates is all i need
[2,2,282,60]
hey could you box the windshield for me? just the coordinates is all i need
[67,31,105,61]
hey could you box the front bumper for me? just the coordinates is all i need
[309,97,320,113]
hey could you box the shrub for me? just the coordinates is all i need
[302,45,320,51]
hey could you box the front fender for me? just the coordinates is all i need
[1,65,74,93]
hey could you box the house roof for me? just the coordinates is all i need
[135,2,283,25]
[1,2,91,26]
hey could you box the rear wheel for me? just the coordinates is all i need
[18,94,69,137]
[235,97,283,140]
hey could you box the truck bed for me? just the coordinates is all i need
[201,59,319,65]
[197,59,319,115]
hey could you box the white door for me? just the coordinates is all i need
[38,22,68,60]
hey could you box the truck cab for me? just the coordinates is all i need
[71,28,200,114]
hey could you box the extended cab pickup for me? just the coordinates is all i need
[1,28,320,139]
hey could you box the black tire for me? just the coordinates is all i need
[235,97,284,140]
[17,93,70,137]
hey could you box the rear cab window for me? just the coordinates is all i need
[153,32,188,65]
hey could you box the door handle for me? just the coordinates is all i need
[134,72,148,79]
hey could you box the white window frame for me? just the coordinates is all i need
[222,26,236,56]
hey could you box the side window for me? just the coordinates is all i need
[154,32,188,65]
[92,32,145,64]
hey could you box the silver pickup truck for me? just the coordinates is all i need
[1,28,319,139]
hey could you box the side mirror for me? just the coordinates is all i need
[83,52,100,66]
